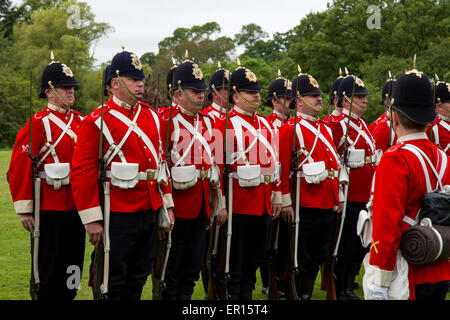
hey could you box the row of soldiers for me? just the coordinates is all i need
[8,48,450,300]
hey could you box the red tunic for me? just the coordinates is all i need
[70,98,172,224]
[372,116,398,152]
[159,106,220,219]
[214,109,281,215]
[328,112,376,203]
[265,111,288,131]
[368,135,450,299]
[203,103,225,122]
[322,110,342,125]
[279,115,340,209]
[9,106,84,213]
[428,116,450,155]
[368,112,387,133]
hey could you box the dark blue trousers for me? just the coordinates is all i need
[101,210,158,300]
[163,215,207,299]
[228,213,271,295]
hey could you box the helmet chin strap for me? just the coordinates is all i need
[178,81,207,108]
[211,84,228,105]
[48,81,70,108]
[343,93,363,113]
[233,86,260,110]
[296,91,321,113]
[115,70,139,105]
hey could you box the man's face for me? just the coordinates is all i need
[111,76,144,104]
[178,88,206,114]
[272,96,292,116]
[298,94,322,116]
[344,94,367,116]
[437,102,450,119]
[213,87,229,109]
[46,86,75,107]
[233,91,261,113]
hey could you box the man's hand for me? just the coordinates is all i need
[281,206,295,223]
[19,213,35,233]
[215,208,228,226]
[271,204,281,220]
[167,208,175,231]
[85,221,104,247]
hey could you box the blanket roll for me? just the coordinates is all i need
[400,222,450,265]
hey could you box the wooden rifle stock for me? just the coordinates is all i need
[91,69,108,300]
[27,70,41,300]
[152,65,176,300]
[152,232,167,300]
[320,211,341,300]
[286,144,299,300]
[267,218,280,300]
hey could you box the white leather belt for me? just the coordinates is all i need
[298,169,339,179]
[105,169,159,181]
[231,172,277,184]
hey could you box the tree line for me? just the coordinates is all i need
[0,0,449,147]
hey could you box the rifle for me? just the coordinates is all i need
[152,61,176,300]
[91,68,109,300]
[267,218,281,299]
[285,82,300,300]
[387,71,394,148]
[321,76,357,299]
[28,70,41,300]
[155,73,160,112]
[207,63,231,300]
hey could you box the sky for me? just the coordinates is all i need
[12,0,331,66]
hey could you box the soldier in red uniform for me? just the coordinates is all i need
[368,78,395,133]
[214,63,282,300]
[328,74,376,300]
[265,71,292,131]
[371,78,398,152]
[159,59,227,300]
[259,71,291,296]
[279,71,341,300]
[203,64,231,122]
[428,80,450,155]
[365,69,450,300]
[8,58,85,300]
[70,50,174,300]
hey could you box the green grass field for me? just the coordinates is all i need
[1,149,446,301]
[0,149,362,300]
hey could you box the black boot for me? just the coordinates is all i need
[239,291,252,300]
[345,275,361,300]
[335,276,348,300]
[178,293,192,300]
[297,271,317,300]
[230,293,240,300]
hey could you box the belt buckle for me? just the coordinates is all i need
[328,168,335,179]
[365,156,371,164]
[264,175,271,185]
[146,170,155,181]
[200,168,208,180]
